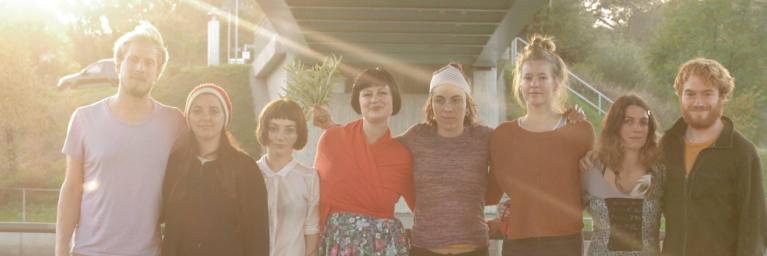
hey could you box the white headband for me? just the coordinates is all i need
[429,65,471,94]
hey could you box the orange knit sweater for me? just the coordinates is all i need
[487,120,594,239]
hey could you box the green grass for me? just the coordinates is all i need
[568,94,605,134]
[760,148,767,193]
[0,190,58,222]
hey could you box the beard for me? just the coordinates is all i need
[681,99,724,129]
[125,84,152,98]
[120,77,153,98]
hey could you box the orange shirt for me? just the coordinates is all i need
[684,138,716,175]
[488,120,594,239]
[314,119,415,229]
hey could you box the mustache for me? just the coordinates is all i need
[688,106,712,111]
[128,73,147,82]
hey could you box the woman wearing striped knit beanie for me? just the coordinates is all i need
[161,83,270,256]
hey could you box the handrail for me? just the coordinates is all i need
[0,188,59,222]
[510,37,614,115]
[0,222,55,233]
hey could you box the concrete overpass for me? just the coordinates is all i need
[247,0,547,164]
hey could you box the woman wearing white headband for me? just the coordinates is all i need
[314,63,494,256]
[313,62,585,256]
[399,62,494,256]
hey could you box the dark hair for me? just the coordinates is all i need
[169,129,245,201]
[350,67,402,115]
[256,99,308,150]
[596,94,661,172]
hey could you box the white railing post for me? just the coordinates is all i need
[598,97,603,116]
[21,188,26,222]
[511,38,518,65]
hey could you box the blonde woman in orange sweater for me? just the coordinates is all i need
[487,34,594,256]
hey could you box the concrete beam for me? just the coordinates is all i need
[474,0,546,67]
[252,36,287,78]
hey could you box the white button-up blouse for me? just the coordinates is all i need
[257,155,320,256]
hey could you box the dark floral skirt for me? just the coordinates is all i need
[319,212,410,256]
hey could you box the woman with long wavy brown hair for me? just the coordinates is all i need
[581,94,664,256]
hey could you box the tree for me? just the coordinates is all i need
[647,0,767,142]
[0,26,53,174]
[584,0,665,31]
[522,0,601,63]
[58,0,263,69]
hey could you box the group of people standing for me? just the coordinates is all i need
[55,21,765,256]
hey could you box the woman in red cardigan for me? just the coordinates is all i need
[314,67,415,256]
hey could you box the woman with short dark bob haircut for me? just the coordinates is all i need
[314,67,414,256]
[255,99,320,256]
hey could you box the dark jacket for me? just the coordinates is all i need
[161,147,269,256]
[661,117,766,256]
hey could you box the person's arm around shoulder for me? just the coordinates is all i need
[485,124,510,205]
[304,168,321,256]
[735,143,766,256]
[314,125,341,174]
[55,156,83,256]
[581,121,596,151]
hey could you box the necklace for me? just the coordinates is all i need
[613,170,631,194]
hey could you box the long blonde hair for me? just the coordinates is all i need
[511,34,569,112]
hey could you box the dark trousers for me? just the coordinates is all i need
[502,233,582,256]
[410,246,489,256]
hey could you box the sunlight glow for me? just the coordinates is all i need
[83,180,100,192]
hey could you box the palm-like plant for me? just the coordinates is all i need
[282,55,342,120]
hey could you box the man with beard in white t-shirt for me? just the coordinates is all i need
[56,22,185,256]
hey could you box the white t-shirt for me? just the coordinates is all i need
[62,98,185,256]
[257,155,320,256]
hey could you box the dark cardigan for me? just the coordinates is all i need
[661,116,766,256]
[161,147,269,256]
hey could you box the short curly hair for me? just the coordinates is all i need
[673,58,734,98]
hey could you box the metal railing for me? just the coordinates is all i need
[510,37,614,116]
[0,188,59,223]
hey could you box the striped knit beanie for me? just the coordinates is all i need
[184,83,233,128]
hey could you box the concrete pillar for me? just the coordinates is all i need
[472,67,501,127]
[207,16,220,66]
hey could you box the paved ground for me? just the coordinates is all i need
[0,232,54,256]
[0,232,537,256]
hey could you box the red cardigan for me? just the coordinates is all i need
[314,119,415,229]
